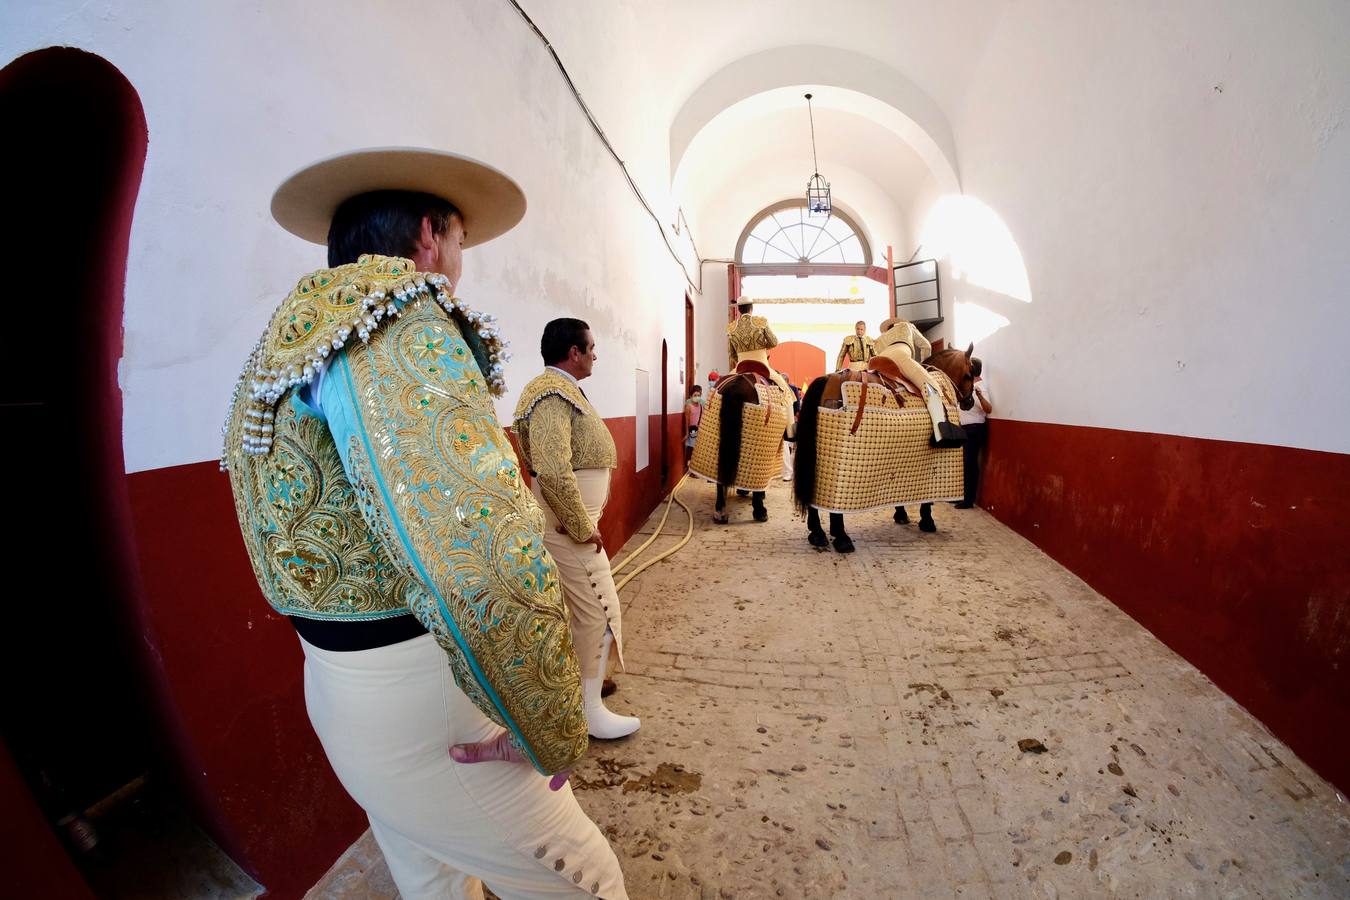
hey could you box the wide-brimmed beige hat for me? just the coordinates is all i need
[271,147,526,248]
[878,315,909,333]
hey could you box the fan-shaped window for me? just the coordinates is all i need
[736,201,871,266]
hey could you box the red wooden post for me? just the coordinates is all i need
[886,244,896,320]
[727,262,740,321]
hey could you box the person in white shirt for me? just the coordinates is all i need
[955,358,992,508]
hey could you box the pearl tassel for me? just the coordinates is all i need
[223,269,513,468]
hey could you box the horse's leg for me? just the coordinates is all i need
[806,507,828,548]
[893,505,909,525]
[919,502,937,533]
[713,484,728,524]
[751,491,768,522]
[829,512,855,553]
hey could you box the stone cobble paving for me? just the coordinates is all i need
[308,478,1350,899]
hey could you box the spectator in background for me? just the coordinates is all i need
[780,371,803,481]
[684,384,704,466]
[955,357,992,508]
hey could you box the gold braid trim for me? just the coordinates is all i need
[513,370,590,422]
[222,255,510,469]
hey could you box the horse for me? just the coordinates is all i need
[704,366,777,524]
[793,344,976,552]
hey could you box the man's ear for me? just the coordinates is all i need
[414,215,439,262]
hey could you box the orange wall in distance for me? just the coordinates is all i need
[768,341,826,389]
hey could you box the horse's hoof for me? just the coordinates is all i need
[832,534,856,553]
[712,512,729,525]
[601,678,618,698]
[753,507,768,522]
[807,529,829,549]
[894,507,910,524]
[919,518,937,533]
[930,421,967,448]
[953,502,974,509]
[736,489,750,497]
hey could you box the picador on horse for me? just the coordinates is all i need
[688,300,792,524]
[792,315,976,552]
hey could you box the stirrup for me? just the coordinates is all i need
[930,420,967,448]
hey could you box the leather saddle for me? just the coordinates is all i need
[819,363,922,436]
[714,360,778,425]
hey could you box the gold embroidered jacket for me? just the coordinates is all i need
[726,314,778,367]
[513,370,618,543]
[875,319,932,363]
[223,255,585,775]
[836,334,876,370]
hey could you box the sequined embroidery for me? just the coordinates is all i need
[337,299,586,773]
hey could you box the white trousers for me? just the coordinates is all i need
[532,469,624,679]
[300,633,628,899]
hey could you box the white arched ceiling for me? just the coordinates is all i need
[670,45,961,193]
[693,155,912,265]
[677,96,934,259]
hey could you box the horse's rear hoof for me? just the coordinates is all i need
[832,534,856,553]
[894,507,910,524]
[931,421,967,448]
[753,507,768,523]
[713,512,729,525]
[919,517,937,533]
[807,529,829,549]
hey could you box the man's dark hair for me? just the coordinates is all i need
[541,318,591,366]
[327,190,460,267]
[970,357,984,378]
[737,300,754,313]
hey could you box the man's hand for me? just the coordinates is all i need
[556,524,604,554]
[450,729,569,791]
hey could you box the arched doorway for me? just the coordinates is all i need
[0,47,251,897]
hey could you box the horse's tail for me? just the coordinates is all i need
[793,375,829,516]
[717,378,747,487]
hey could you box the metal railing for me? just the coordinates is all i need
[893,258,942,327]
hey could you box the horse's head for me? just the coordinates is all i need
[930,343,975,406]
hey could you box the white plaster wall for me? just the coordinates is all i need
[11,0,1347,462]
[898,172,958,350]
[1,0,692,472]
[694,264,732,390]
[937,0,1350,453]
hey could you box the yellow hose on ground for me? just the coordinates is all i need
[611,473,694,592]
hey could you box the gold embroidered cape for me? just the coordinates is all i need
[223,255,585,775]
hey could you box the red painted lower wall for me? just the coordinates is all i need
[981,419,1350,793]
[124,411,684,898]
[0,742,95,900]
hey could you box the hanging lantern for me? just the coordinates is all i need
[804,93,832,219]
[806,172,831,217]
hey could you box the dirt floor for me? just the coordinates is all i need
[306,478,1350,899]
